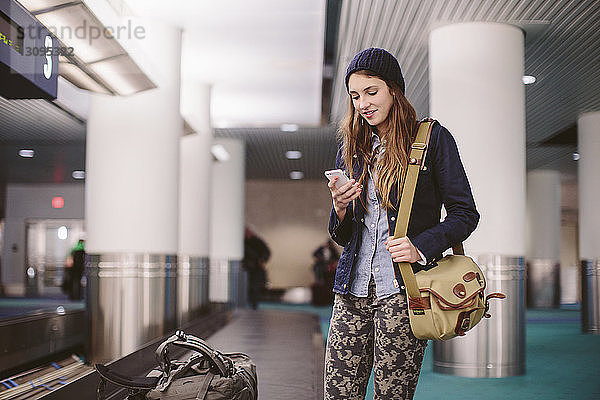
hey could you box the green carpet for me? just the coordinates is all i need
[260,303,600,399]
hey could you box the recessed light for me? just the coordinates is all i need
[211,144,230,161]
[290,171,304,180]
[522,75,536,85]
[280,124,299,133]
[18,149,35,158]
[72,170,86,179]
[285,150,302,160]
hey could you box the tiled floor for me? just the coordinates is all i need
[205,309,324,400]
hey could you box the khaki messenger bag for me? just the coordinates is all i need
[392,119,505,341]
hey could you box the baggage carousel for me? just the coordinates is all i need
[2,308,322,399]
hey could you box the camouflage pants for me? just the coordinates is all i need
[324,282,427,399]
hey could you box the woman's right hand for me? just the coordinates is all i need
[328,177,362,221]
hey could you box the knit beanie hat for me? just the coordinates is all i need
[344,47,405,94]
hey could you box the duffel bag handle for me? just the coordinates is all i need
[155,330,231,378]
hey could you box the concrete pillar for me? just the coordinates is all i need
[178,84,213,323]
[429,22,526,377]
[209,138,246,306]
[578,111,600,334]
[526,170,561,308]
[85,21,182,363]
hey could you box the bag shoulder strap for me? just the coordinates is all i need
[392,119,433,298]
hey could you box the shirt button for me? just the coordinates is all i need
[374,267,380,272]
[401,285,405,290]
[391,216,396,221]
[361,218,364,222]
[371,223,375,228]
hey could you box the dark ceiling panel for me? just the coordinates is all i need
[215,126,339,181]
[331,0,600,174]
[0,0,598,184]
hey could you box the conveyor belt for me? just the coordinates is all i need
[0,355,92,400]
[0,308,85,377]
[40,307,231,400]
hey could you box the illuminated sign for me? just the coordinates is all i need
[0,0,58,99]
[0,9,23,54]
[52,196,64,209]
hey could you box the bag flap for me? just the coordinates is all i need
[415,255,485,307]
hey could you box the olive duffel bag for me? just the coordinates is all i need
[96,330,257,400]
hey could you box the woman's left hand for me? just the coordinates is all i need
[385,236,420,263]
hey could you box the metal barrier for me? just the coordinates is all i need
[177,256,209,325]
[86,253,178,364]
[526,259,560,308]
[433,255,525,377]
[582,259,600,334]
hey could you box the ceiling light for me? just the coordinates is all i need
[88,55,155,96]
[522,75,536,85]
[15,1,72,13]
[211,144,230,161]
[72,170,86,179]
[20,1,156,95]
[290,171,304,180]
[285,150,302,160]
[19,149,35,158]
[572,152,580,161]
[280,124,299,133]
[34,4,125,64]
[59,61,112,94]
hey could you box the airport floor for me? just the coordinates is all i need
[259,302,600,400]
[2,297,599,399]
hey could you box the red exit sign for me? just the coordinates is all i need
[52,196,64,209]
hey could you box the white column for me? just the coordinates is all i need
[178,83,213,322]
[526,169,561,308]
[209,138,245,304]
[429,22,526,377]
[85,21,182,362]
[578,111,600,334]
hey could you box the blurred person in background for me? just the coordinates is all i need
[63,239,85,300]
[311,239,339,305]
[243,227,270,309]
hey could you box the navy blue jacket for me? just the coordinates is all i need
[328,121,479,294]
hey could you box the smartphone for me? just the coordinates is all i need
[324,169,351,189]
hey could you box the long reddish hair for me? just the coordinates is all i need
[337,70,418,210]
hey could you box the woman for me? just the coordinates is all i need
[325,48,479,399]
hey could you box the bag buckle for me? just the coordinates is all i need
[411,142,426,150]
[460,317,471,331]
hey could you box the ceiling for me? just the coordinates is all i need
[1,0,599,184]
[215,126,338,180]
[126,0,326,128]
[330,0,599,178]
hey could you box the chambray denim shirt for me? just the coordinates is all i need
[349,134,399,299]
